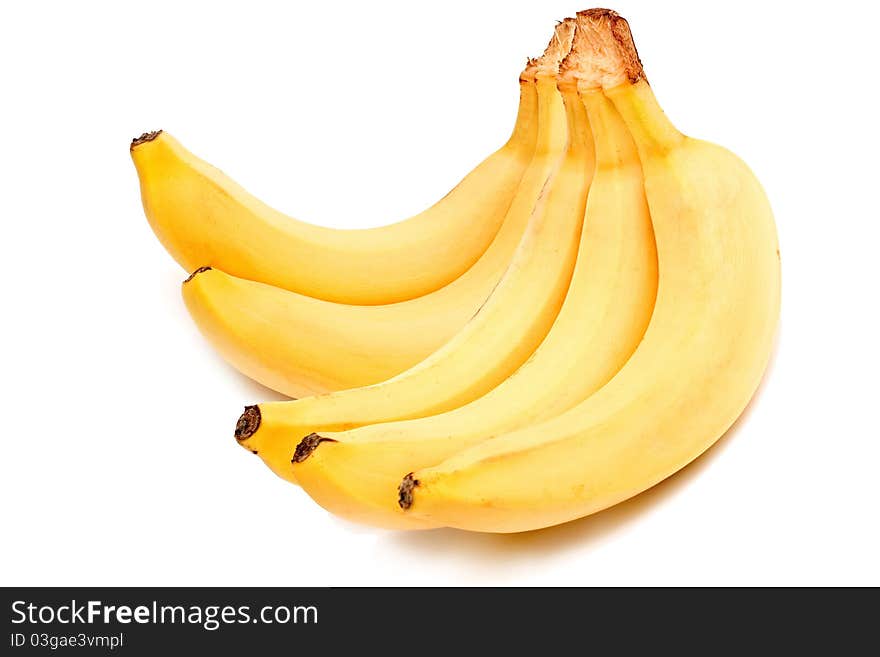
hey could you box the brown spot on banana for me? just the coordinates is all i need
[398,473,420,510]
[235,405,261,441]
[183,266,212,284]
[130,130,162,150]
[292,433,336,463]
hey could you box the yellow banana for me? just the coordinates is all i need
[180,21,577,399]
[131,34,558,305]
[401,10,780,533]
[238,40,588,478]
[290,86,657,529]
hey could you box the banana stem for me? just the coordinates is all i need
[505,79,539,149]
[604,81,684,158]
[557,9,684,158]
[580,88,640,168]
[533,76,568,155]
[559,83,594,160]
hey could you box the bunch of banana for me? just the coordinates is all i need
[132,20,576,397]
[134,9,779,534]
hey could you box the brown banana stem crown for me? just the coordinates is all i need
[559,9,645,89]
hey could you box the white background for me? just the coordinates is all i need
[1,0,878,586]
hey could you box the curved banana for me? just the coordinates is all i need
[290,87,658,529]
[180,23,577,399]
[130,27,575,305]
[401,10,781,533]
[238,45,589,477]
[182,266,479,398]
